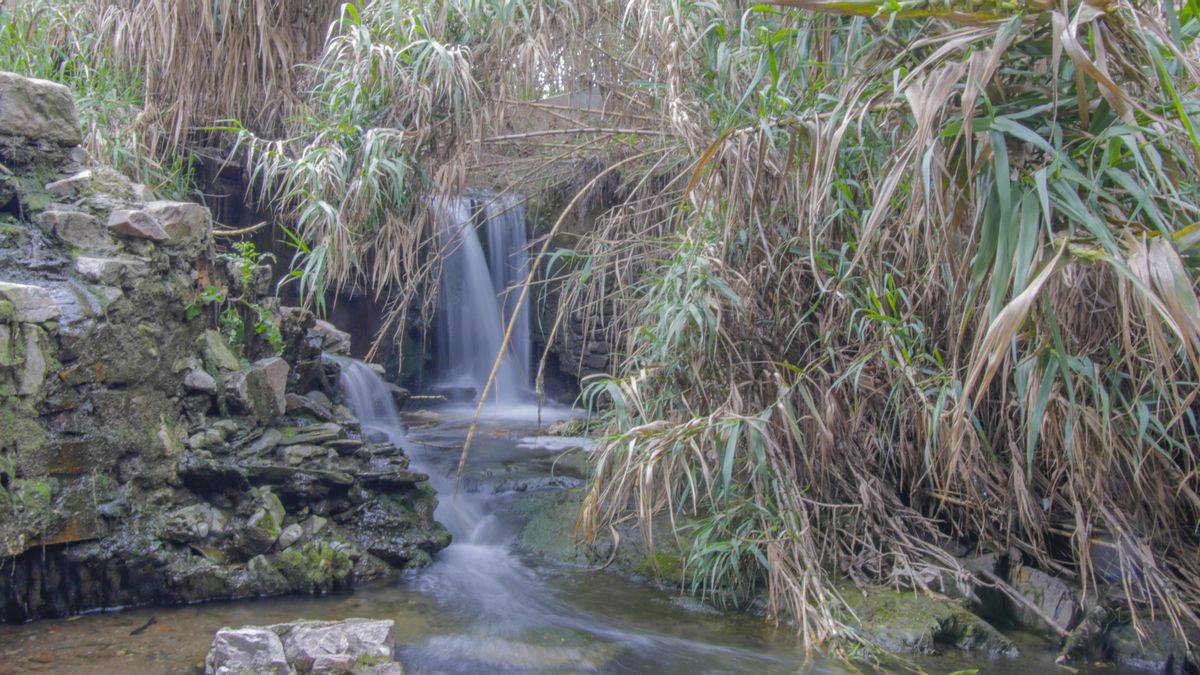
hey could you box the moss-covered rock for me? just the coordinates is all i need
[843,588,1018,657]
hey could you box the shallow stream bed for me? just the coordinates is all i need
[0,399,1099,674]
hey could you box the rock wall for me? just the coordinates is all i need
[0,72,449,623]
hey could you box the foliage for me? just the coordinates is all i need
[0,0,195,198]
[187,241,283,356]
[8,0,1199,651]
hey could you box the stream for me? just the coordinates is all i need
[0,363,1073,674]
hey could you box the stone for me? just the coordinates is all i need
[184,368,219,394]
[275,619,396,673]
[162,504,228,543]
[1108,620,1197,674]
[247,428,283,455]
[301,515,328,539]
[107,209,168,242]
[386,383,410,410]
[144,200,211,244]
[226,357,289,423]
[37,206,111,251]
[242,508,281,556]
[18,324,48,396]
[309,319,352,355]
[1010,564,1080,632]
[845,589,1017,656]
[0,281,60,322]
[306,390,333,410]
[0,72,81,145]
[45,169,93,197]
[199,330,242,373]
[276,524,303,550]
[204,626,291,675]
[261,488,286,528]
[279,444,333,467]
[74,256,147,286]
[286,393,337,422]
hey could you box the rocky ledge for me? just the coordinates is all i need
[0,71,448,622]
[206,618,403,675]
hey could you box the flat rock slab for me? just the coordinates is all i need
[0,281,61,323]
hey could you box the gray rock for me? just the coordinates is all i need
[301,515,328,539]
[279,444,333,467]
[1010,564,1080,632]
[37,206,112,251]
[108,209,168,242]
[18,324,48,396]
[184,368,219,394]
[226,357,289,423]
[248,428,283,455]
[845,589,1018,656]
[145,200,211,245]
[305,390,333,410]
[45,169,93,197]
[199,330,242,373]
[261,488,286,528]
[74,256,147,286]
[204,626,291,675]
[274,619,396,673]
[1108,620,1197,674]
[162,504,229,543]
[276,523,303,550]
[0,72,81,145]
[309,319,352,355]
[0,281,61,322]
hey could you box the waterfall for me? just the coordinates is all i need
[339,359,404,431]
[433,193,531,405]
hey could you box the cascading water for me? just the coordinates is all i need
[433,193,531,406]
[337,359,803,673]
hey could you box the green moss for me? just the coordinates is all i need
[356,654,390,667]
[636,549,685,584]
[0,398,48,453]
[276,540,354,591]
[0,298,13,321]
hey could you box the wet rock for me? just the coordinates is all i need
[204,626,291,675]
[178,453,249,494]
[162,504,228,543]
[18,324,49,396]
[1107,620,1198,674]
[247,428,283,455]
[280,444,334,467]
[226,357,289,423]
[184,368,219,394]
[74,256,147,286]
[242,508,282,556]
[280,422,343,446]
[386,383,410,409]
[0,72,81,146]
[0,281,60,322]
[107,209,168,242]
[189,427,227,451]
[199,329,242,373]
[845,589,1017,656]
[144,200,210,245]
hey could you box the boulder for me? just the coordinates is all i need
[184,368,219,395]
[226,357,289,423]
[845,589,1018,656]
[204,626,291,675]
[1010,564,1080,632]
[276,523,303,550]
[275,619,396,673]
[199,330,242,373]
[0,72,81,146]
[1107,620,1198,674]
[0,281,60,322]
[108,209,168,242]
[144,200,210,245]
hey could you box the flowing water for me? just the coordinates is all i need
[433,193,531,406]
[0,363,1071,673]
